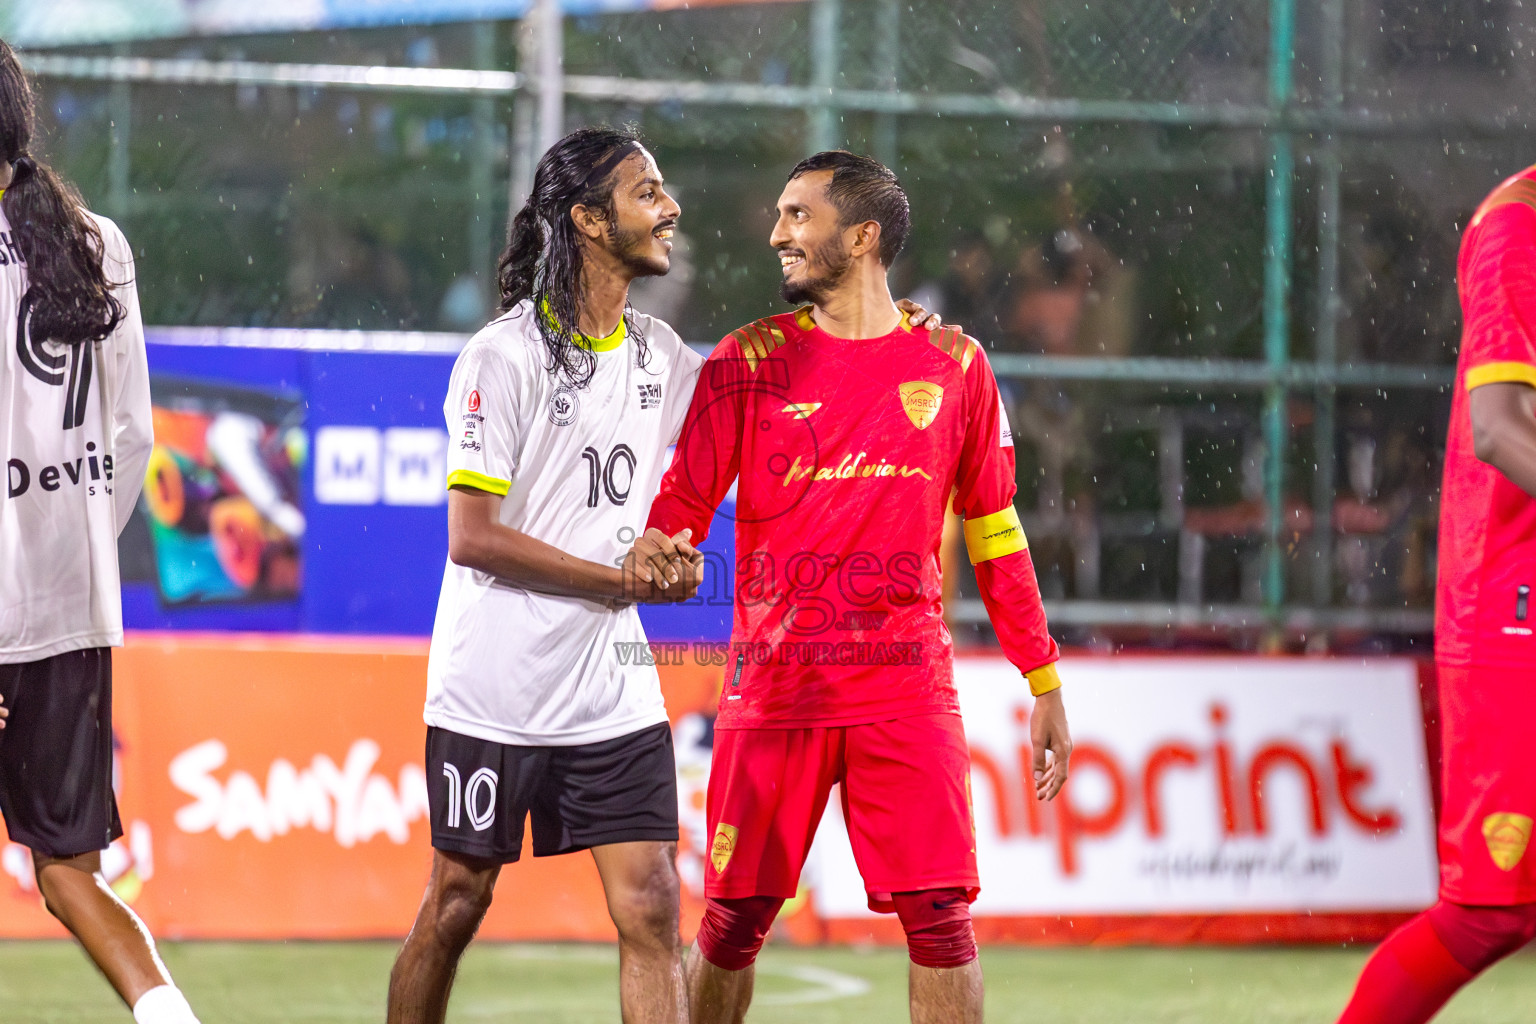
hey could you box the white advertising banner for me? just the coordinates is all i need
[809,657,1439,918]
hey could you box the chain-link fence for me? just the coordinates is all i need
[16,0,1529,649]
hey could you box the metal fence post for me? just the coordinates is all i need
[1262,0,1297,621]
[107,42,131,219]
[510,0,561,214]
[470,22,498,291]
[872,0,899,168]
[1311,0,1346,617]
[809,0,841,153]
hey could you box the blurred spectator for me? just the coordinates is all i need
[1004,224,1131,357]
[908,232,1007,344]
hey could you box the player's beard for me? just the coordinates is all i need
[608,220,671,279]
[779,233,852,306]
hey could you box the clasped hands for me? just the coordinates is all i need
[617,527,705,605]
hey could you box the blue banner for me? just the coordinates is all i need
[123,328,731,641]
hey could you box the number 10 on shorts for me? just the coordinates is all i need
[441,764,498,831]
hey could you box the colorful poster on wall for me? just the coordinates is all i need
[135,377,305,606]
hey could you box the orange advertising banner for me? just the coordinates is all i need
[0,633,741,942]
[2,636,1427,946]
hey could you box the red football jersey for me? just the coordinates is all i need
[1436,165,1536,667]
[647,307,1061,728]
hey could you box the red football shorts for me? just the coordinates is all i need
[704,712,979,913]
[1438,663,1536,904]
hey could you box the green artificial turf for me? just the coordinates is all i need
[3,941,1536,1023]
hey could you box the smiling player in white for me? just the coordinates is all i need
[386,126,705,1024]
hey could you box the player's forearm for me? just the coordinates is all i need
[449,523,623,601]
[974,551,1063,695]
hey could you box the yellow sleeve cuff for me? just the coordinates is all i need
[1026,662,1062,697]
[446,469,511,496]
[1465,361,1536,391]
[963,506,1028,564]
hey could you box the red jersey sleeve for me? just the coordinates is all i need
[646,336,748,544]
[951,341,1063,695]
[1462,197,1536,391]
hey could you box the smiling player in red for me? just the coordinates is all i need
[1335,167,1536,1023]
[637,151,1071,1024]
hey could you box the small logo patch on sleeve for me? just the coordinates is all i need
[710,823,740,874]
[1483,812,1533,871]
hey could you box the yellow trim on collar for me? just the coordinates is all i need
[1466,361,1536,391]
[963,506,1028,564]
[539,298,627,352]
[1026,662,1062,697]
[446,469,511,496]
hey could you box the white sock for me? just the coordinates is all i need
[131,985,201,1024]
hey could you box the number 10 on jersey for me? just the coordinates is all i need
[582,444,636,507]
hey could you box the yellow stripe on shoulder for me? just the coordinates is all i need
[929,325,979,371]
[446,469,511,496]
[1471,173,1536,230]
[731,318,788,372]
[963,505,1028,564]
[1465,361,1536,391]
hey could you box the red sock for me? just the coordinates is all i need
[1336,912,1474,1024]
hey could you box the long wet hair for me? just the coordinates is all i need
[0,39,124,348]
[496,125,651,389]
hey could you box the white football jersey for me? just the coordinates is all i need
[0,208,152,663]
[424,300,705,746]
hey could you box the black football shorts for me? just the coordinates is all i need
[0,648,123,858]
[426,720,679,862]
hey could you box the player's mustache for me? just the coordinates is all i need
[652,219,677,235]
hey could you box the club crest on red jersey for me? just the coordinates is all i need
[1484,812,1533,870]
[710,823,739,874]
[899,381,943,429]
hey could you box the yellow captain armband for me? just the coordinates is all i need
[1465,361,1536,391]
[962,506,1028,564]
[446,469,511,496]
[1025,662,1062,697]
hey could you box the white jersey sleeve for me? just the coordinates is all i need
[94,216,152,534]
[444,338,525,495]
[662,341,706,446]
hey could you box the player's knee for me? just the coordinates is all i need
[31,852,92,921]
[429,868,496,947]
[608,868,680,947]
[695,896,783,972]
[1428,900,1536,971]
[892,889,978,970]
